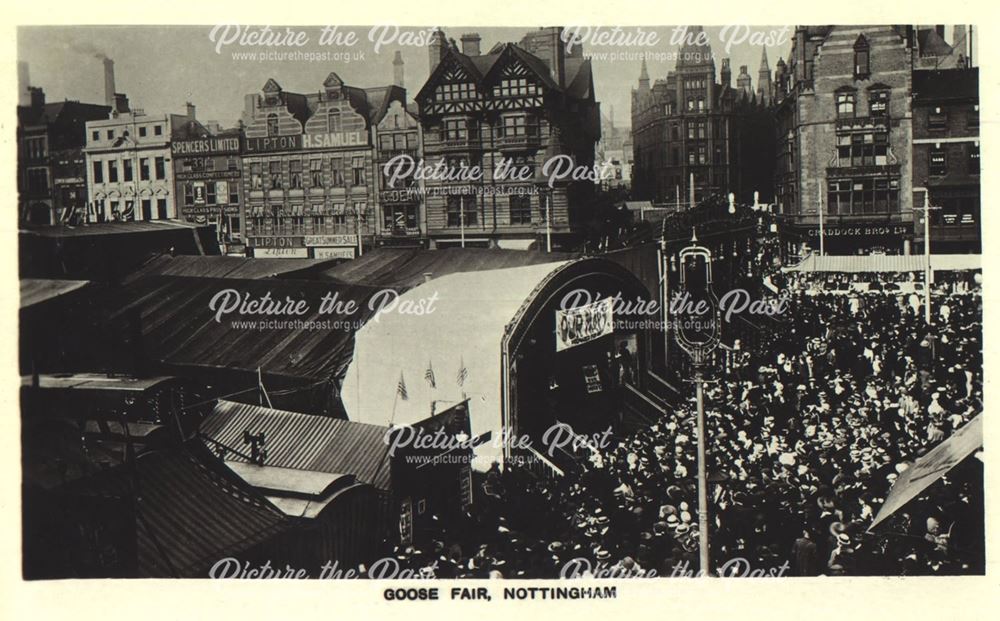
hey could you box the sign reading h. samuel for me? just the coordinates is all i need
[556,297,614,352]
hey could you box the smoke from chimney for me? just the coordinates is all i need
[103,57,116,109]
[18,61,30,107]
[392,51,405,88]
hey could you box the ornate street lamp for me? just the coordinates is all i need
[674,229,721,575]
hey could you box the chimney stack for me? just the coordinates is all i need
[460,33,481,56]
[721,58,732,88]
[18,61,30,107]
[29,86,45,109]
[114,93,130,115]
[186,101,196,119]
[952,25,967,54]
[392,51,405,88]
[429,29,446,73]
[103,57,116,109]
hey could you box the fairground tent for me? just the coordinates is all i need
[341,261,570,470]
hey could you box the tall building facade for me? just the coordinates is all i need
[84,106,199,222]
[17,85,110,225]
[630,27,774,207]
[171,122,245,253]
[772,25,971,255]
[414,27,601,250]
[911,67,979,253]
[374,98,425,246]
[240,74,404,259]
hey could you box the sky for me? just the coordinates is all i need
[15,25,973,130]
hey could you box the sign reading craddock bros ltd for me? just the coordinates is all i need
[555,297,614,352]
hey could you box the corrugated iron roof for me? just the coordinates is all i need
[320,247,580,291]
[20,279,91,308]
[63,446,287,577]
[125,254,346,282]
[106,274,381,380]
[200,400,391,492]
[20,219,205,238]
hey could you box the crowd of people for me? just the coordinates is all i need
[382,244,983,579]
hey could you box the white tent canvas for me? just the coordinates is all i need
[342,261,569,470]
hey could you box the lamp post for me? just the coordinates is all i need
[674,229,721,576]
[912,186,939,325]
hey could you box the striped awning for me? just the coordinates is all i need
[783,253,981,273]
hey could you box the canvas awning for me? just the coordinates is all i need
[868,414,983,531]
[783,253,981,273]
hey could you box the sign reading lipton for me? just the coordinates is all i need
[171,136,241,155]
[302,132,367,149]
[244,132,367,153]
[245,135,302,153]
[556,297,614,352]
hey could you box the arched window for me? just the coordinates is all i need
[853,35,870,80]
[266,113,279,137]
[328,109,341,132]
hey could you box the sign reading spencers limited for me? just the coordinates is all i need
[555,297,614,352]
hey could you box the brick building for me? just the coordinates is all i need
[911,67,979,253]
[17,85,111,225]
[374,54,425,247]
[414,27,601,250]
[171,123,245,253]
[240,74,404,259]
[630,27,774,208]
[772,25,970,255]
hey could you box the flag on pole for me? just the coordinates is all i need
[396,371,409,401]
[457,356,468,387]
[424,360,436,389]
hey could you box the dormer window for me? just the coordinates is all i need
[328,109,341,132]
[267,113,279,137]
[853,35,870,80]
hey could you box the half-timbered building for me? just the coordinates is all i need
[414,28,601,250]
